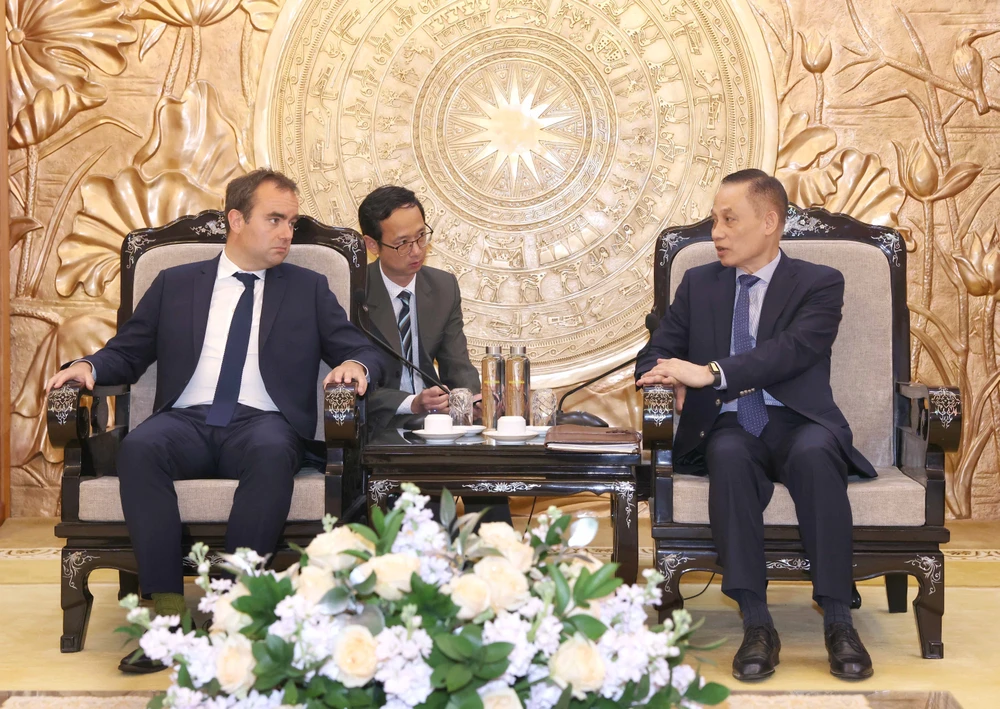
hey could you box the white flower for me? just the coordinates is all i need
[212,583,252,635]
[165,686,206,709]
[294,564,338,606]
[549,634,606,700]
[482,612,533,681]
[478,522,522,547]
[306,527,375,571]
[375,626,435,707]
[474,557,530,613]
[214,633,256,696]
[355,553,421,601]
[447,574,492,620]
[480,682,524,709]
[670,664,697,695]
[332,625,378,687]
[526,680,563,709]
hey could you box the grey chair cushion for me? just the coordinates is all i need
[671,467,925,526]
[669,240,894,467]
[78,472,327,523]
[130,243,351,436]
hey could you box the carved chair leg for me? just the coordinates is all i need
[610,483,638,585]
[60,549,99,653]
[118,570,140,601]
[850,582,862,610]
[885,572,908,613]
[910,554,945,659]
[655,550,693,623]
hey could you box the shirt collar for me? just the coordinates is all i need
[218,249,267,282]
[736,250,781,285]
[379,261,416,299]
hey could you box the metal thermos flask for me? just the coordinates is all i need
[481,346,505,428]
[504,345,531,419]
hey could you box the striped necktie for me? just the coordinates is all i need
[734,273,767,436]
[397,291,414,392]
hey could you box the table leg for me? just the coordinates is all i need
[611,481,638,585]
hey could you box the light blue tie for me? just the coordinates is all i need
[734,274,767,436]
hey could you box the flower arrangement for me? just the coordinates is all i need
[119,484,728,709]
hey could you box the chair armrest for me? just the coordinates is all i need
[927,386,961,453]
[47,383,127,478]
[324,382,359,447]
[641,385,675,449]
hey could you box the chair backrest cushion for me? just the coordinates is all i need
[669,240,893,467]
[130,243,351,438]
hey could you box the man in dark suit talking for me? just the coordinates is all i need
[47,169,384,672]
[636,170,874,681]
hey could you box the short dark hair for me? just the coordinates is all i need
[357,185,426,242]
[721,169,788,229]
[225,169,298,232]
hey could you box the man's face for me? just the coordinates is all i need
[227,181,299,270]
[364,204,428,285]
[710,182,781,273]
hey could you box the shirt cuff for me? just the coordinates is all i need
[72,358,97,380]
[345,360,370,383]
[715,364,727,390]
[397,395,416,415]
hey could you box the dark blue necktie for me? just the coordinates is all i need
[206,272,259,427]
[734,274,768,436]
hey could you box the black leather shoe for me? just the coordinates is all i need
[825,622,874,680]
[732,624,780,681]
[119,646,168,674]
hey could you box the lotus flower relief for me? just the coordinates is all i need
[775,111,838,208]
[892,140,983,203]
[56,81,247,298]
[6,0,136,148]
[953,226,1000,297]
[129,0,243,26]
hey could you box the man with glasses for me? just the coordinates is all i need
[359,185,511,523]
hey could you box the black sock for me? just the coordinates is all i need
[733,589,773,629]
[819,596,853,628]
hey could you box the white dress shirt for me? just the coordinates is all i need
[380,264,425,415]
[173,250,279,412]
[717,251,784,411]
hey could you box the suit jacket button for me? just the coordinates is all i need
[699,431,705,438]
[715,399,721,406]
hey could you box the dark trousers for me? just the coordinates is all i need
[705,407,853,605]
[117,405,303,595]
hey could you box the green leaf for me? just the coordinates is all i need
[549,564,571,614]
[284,681,300,704]
[448,687,484,709]
[473,659,508,681]
[686,681,729,705]
[181,611,193,634]
[457,509,489,552]
[340,549,373,562]
[321,585,351,609]
[430,663,453,687]
[554,685,573,709]
[445,664,473,692]
[371,506,386,536]
[348,523,379,545]
[146,694,166,709]
[481,641,513,664]
[435,633,475,661]
[176,663,193,689]
[572,567,593,605]
[566,614,607,640]
[441,489,456,530]
[637,674,650,700]
[353,571,377,597]
[378,510,405,555]
[579,563,617,599]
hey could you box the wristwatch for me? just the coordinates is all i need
[708,361,722,388]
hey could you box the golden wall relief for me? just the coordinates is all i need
[6,0,1000,519]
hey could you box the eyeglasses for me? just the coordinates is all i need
[381,226,433,256]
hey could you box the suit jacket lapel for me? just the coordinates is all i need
[192,255,221,358]
[259,263,287,346]
[756,252,798,342]
[367,262,404,356]
[712,267,736,359]
[415,271,439,373]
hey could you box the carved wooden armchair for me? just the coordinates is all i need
[47,210,369,652]
[641,205,960,659]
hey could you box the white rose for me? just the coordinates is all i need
[495,540,535,573]
[306,527,375,571]
[333,625,378,688]
[212,583,251,635]
[355,553,420,601]
[294,563,338,606]
[474,556,530,613]
[214,633,256,696]
[481,686,524,709]
[448,574,492,620]
[549,635,606,699]
[478,522,522,547]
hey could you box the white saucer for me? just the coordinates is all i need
[454,425,486,437]
[482,430,539,442]
[412,429,464,442]
[526,426,551,436]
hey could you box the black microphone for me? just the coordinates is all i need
[645,311,660,335]
[352,289,450,393]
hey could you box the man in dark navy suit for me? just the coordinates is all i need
[47,169,384,672]
[636,170,874,681]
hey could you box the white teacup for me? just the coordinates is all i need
[496,415,527,434]
[424,414,454,433]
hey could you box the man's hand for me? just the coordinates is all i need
[325,361,368,395]
[411,386,449,414]
[46,361,95,393]
[637,358,713,389]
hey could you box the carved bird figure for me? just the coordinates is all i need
[953,29,998,115]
